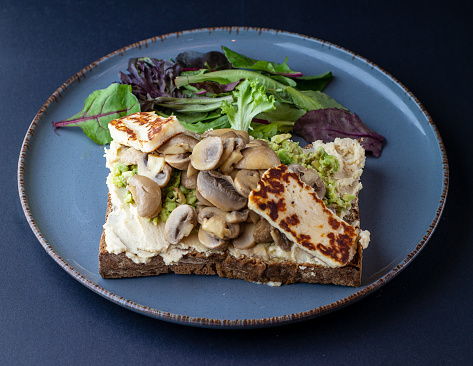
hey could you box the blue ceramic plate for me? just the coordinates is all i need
[18,27,448,328]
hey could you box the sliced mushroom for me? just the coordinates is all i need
[164,205,197,244]
[156,133,199,155]
[232,223,256,250]
[219,150,244,174]
[247,210,261,224]
[218,135,237,167]
[154,164,172,187]
[253,218,273,243]
[234,146,280,170]
[198,226,228,250]
[270,229,292,252]
[181,169,197,189]
[218,134,246,174]
[197,206,240,239]
[190,136,223,171]
[226,209,249,224]
[186,160,199,178]
[127,175,162,218]
[195,189,213,206]
[196,170,247,212]
[245,139,269,148]
[233,170,260,197]
[203,128,250,144]
[165,153,191,170]
[137,154,166,182]
[288,164,326,199]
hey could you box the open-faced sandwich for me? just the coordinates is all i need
[99,111,370,286]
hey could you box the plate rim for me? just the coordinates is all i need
[17,26,449,328]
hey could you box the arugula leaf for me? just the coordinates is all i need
[221,79,276,132]
[222,46,303,76]
[53,84,140,145]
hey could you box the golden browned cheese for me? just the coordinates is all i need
[248,165,358,268]
[108,112,187,152]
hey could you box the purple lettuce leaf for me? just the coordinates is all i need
[293,108,385,157]
[119,57,183,111]
[176,51,232,71]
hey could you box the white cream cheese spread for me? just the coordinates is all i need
[103,137,370,266]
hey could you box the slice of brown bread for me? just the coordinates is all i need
[99,196,363,286]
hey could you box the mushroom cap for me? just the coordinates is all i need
[127,175,162,218]
[181,169,197,189]
[191,136,224,171]
[195,189,213,206]
[233,169,261,197]
[196,170,247,212]
[234,146,280,170]
[198,226,228,250]
[154,164,173,187]
[165,153,191,170]
[245,139,269,148]
[288,164,326,199]
[137,154,166,182]
[270,229,293,252]
[232,222,257,250]
[253,218,273,243]
[197,206,240,239]
[164,204,197,244]
[226,208,249,224]
[203,128,250,144]
[156,133,199,155]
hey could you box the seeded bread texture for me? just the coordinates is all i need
[99,197,363,286]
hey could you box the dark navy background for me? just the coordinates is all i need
[2,1,472,364]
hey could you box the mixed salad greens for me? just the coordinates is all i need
[53,46,384,157]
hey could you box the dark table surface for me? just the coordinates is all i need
[2,1,472,365]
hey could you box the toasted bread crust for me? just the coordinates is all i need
[99,197,363,286]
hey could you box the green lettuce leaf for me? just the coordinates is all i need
[221,79,276,131]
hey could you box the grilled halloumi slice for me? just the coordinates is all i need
[109,112,187,152]
[248,165,358,268]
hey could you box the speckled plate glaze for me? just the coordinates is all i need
[18,27,448,328]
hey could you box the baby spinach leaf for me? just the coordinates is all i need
[286,87,346,111]
[255,101,305,123]
[293,71,334,91]
[222,46,303,76]
[53,84,140,145]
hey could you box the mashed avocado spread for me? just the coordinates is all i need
[268,134,355,212]
[111,133,353,223]
[111,163,197,224]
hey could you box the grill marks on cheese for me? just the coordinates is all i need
[248,165,358,268]
[108,112,186,152]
